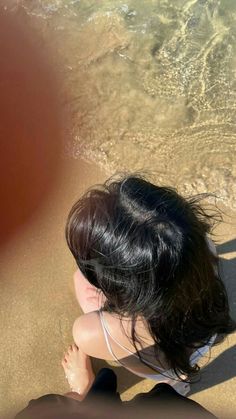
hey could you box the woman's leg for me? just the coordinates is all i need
[73,269,106,313]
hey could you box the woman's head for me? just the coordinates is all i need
[66,175,235,376]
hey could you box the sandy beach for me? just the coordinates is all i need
[0,1,236,417]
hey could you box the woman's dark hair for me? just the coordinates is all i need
[66,175,236,377]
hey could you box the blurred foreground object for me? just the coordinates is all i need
[16,368,216,419]
[0,4,62,247]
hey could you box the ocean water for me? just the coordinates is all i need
[7,0,236,208]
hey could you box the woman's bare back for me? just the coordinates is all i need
[73,309,170,377]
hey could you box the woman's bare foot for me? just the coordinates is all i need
[62,343,95,400]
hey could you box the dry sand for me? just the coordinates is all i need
[0,158,235,418]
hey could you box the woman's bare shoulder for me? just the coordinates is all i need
[72,311,111,359]
[73,311,100,344]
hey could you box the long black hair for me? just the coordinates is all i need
[66,175,236,377]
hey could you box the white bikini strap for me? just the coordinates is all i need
[98,310,166,372]
[99,310,138,355]
[190,334,217,365]
[99,310,124,366]
[99,311,217,382]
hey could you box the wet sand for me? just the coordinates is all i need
[0,158,235,418]
[8,0,236,210]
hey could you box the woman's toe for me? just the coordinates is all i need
[64,351,69,361]
[61,359,67,370]
[72,343,78,352]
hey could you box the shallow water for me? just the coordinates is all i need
[8,0,236,208]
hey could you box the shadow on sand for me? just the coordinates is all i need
[189,239,236,395]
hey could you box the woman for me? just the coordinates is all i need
[62,175,235,397]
